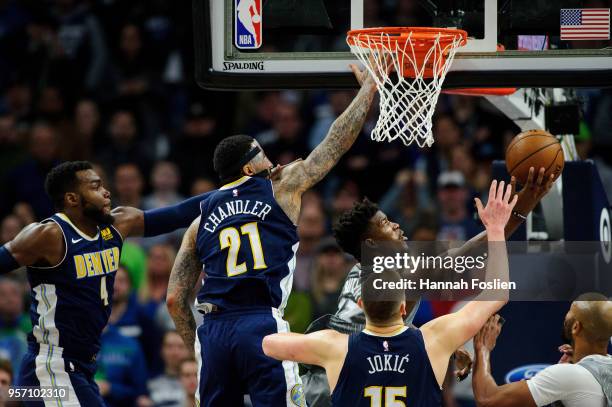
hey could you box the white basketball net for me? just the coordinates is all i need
[348,30,465,147]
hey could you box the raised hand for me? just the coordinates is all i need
[475,180,519,234]
[474,314,503,352]
[512,167,556,216]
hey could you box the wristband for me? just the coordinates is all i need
[0,245,20,274]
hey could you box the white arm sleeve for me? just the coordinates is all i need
[526,364,605,407]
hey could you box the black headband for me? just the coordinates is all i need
[218,146,262,179]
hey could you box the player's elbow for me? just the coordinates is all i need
[166,291,180,315]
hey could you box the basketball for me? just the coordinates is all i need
[505,129,565,185]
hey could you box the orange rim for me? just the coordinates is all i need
[347,27,468,47]
[347,27,468,79]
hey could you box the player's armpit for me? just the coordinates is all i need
[5,222,65,268]
[262,330,348,368]
[475,380,536,407]
[166,218,202,351]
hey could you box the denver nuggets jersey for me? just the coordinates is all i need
[26,213,123,361]
[196,176,299,311]
[332,327,442,407]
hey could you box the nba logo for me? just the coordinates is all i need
[235,0,262,49]
[383,340,389,352]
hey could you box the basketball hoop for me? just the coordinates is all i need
[347,27,467,147]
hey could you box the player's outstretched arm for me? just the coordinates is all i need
[263,330,348,388]
[421,180,516,386]
[1,222,65,273]
[472,316,536,407]
[278,66,377,194]
[166,218,202,351]
[111,192,212,238]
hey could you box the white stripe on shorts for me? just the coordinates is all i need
[34,344,80,407]
[194,328,202,407]
[271,308,305,406]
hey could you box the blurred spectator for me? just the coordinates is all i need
[114,163,144,208]
[0,278,30,374]
[143,162,184,210]
[190,177,216,196]
[310,238,352,319]
[148,330,189,407]
[0,214,24,244]
[140,244,176,319]
[255,100,307,165]
[380,169,431,238]
[295,201,326,291]
[12,202,35,225]
[330,180,361,225]
[0,358,12,404]
[111,23,156,102]
[308,91,354,151]
[97,325,149,407]
[1,122,59,219]
[98,110,151,176]
[238,92,280,137]
[107,267,160,379]
[62,99,101,161]
[179,358,198,407]
[414,115,462,199]
[169,102,220,191]
[0,113,26,178]
[48,0,108,99]
[436,171,482,242]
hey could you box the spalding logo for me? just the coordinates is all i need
[504,364,550,383]
[290,384,306,406]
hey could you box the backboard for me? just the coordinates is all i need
[193,0,612,90]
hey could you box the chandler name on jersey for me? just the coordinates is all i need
[196,176,299,311]
[26,213,123,360]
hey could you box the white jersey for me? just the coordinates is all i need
[527,356,608,407]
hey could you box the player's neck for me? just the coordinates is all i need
[64,209,99,237]
[364,319,405,335]
[572,339,609,363]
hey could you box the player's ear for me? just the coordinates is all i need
[364,237,377,249]
[399,301,407,318]
[572,320,581,336]
[357,297,364,310]
[242,163,255,176]
[64,192,80,208]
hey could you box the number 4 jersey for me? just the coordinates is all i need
[26,213,123,361]
[332,327,442,407]
[196,176,299,312]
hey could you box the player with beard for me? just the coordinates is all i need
[0,161,214,406]
[472,294,611,407]
[301,168,555,406]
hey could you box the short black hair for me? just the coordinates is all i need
[332,198,379,261]
[213,135,255,183]
[44,161,93,210]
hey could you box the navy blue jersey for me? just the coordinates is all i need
[196,176,299,311]
[332,327,442,407]
[26,213,123,361]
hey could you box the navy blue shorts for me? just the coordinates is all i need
[16,344,104,407]
[196,307,305,407]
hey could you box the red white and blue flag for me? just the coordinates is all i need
[560,8,610,40]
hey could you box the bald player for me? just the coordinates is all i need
[473,294,612,407]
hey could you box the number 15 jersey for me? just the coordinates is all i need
[195,176,299,312]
